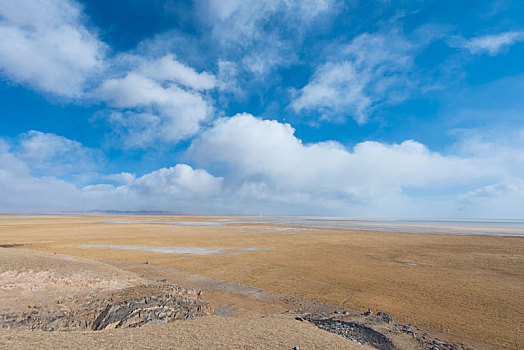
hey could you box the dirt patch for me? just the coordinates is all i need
[0,249,210,332]
[0,248,144,312]
[0,243,25,248]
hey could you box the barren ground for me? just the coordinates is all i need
[0,215,522,349]
[0,315,369,350]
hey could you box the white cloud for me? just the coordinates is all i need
[459,31,524,55]
[104,172,136,185]
[0,140,31,178]
[1,120,524,218]
[0,3,216,149]
[240,42,296,76]
[291,61,371,123]
[0,136,224,212]
[189,114,481,190]
[291,32,414,123]
[0,0,105,97]
[217,60,241,94]
[94,55,215,148]
[198,0,334,45]
[195,0,337,75]
[132,164,222,197]
[82,164,225,212]
[0,138,89,211]
[139,54,216,91]
[14,130,103,176]
[188,114,524,217]
[458,180,524,218]
[79,165,223,213]
[104,111,161,149]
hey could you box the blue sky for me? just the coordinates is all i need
[1,0,523,218]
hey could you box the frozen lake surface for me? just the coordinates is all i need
[97,217,524,236]
[232,217,524,237]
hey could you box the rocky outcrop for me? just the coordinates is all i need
[300,315,395,349]
[295,311,464,350]
[0,282,210,332]
[92,293,208,330]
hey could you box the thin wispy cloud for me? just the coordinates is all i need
[291,32,415,123]
[14,130,104,177]
[195,0,338,76]
[455,31,524,55]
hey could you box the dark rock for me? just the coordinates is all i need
[307,317,396,350]
[363,309,372,316]
[0,284,209,332]
[377,312,394,323]
[92,294,209,330]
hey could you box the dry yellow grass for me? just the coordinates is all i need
[0,315,368,350]
[1,215,522,349]
[0,246,366,349]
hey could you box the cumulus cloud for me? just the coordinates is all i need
[189,114,481,191]
[104,172,136,185]
[0,2,216,149]
[0,0,105,97]
[1,119,523,218]
[94,55,215,148]
[188,114,524,217]
[131,164,222,197]
[14,131,104,176]
[291,32,414,123]
[0,1,216,148]
[456,31,524,55]
[0,135,224,212]
[82,164,223,211]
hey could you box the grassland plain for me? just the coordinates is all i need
[0,247,364,349]
[0,215,522,349]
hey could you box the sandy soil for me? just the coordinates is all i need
[0,247,368,349]
[0,247,143,312]
[0,315,369,349]
[0,214,522,349]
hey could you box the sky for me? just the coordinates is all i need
[0,0,523,218]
